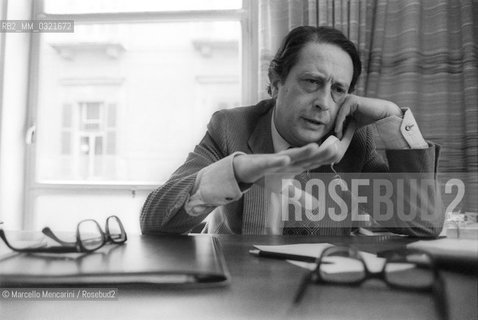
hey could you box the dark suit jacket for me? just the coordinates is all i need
[141,99,443,237]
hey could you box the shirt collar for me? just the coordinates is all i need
[271,109,291,152]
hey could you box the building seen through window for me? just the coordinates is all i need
[36,22,241,183]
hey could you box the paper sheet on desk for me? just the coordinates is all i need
[254,243,334,258]
[407,238,478,264]
[254,243,413,274]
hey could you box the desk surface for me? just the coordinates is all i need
[1,234,477,320]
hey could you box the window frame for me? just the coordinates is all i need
[0,0,6,156]
[24,0,258,229]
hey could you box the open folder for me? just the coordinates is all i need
[0,235,230,286]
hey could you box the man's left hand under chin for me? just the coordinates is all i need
[334,95,402,139]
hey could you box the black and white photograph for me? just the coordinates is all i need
[0,0,477,319]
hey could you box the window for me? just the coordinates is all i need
[26,0,255,233]
[60,101,117,179]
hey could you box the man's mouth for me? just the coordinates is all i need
[301,117,325,127]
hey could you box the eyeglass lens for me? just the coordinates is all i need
[106,216,126,243]
[78,220,104,251]
[385,252,434,288]
[319,254,366,283]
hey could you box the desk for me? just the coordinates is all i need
[1,234,477,320]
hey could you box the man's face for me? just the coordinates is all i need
[272,42,354,147]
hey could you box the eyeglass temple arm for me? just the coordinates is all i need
[0,231,22,251]
[0,230,71,253]
[293,271,313,304]
[42,227,77,246]
[433,274,449,320]
[24,246,81,253]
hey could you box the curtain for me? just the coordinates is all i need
[364,0,478,211]
[257,0,478,211]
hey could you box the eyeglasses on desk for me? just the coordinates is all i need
[0,215,127,253]
[294,246,448,320]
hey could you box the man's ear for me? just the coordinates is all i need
[269,71,281,98]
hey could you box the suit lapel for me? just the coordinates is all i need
[247,107,275,154]
[242,106,274,234]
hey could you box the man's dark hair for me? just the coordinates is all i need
[267,26,362,95]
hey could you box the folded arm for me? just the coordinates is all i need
[362,107,444,237]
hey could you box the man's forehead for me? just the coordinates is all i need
[294,42,353,84]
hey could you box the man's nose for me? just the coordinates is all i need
[314,86,332,111]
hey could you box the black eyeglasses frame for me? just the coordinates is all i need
[0,215,127,254]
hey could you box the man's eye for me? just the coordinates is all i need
[331,86,348,103]
[333,86,346,94]
[305,79,318,84]
[301,79,321,91]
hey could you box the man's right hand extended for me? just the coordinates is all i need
[232,140,340,185]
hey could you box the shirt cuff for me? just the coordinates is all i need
[184,152,246,216]
[373,107,428,149]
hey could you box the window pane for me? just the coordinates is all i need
[95,136,104,155]
[43,0,242,14]
[106,131,116,154]
[35,21,241,183]
[79,136,90,154]
[85,102,101,120]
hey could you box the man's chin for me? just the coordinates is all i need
[299,131,327,144]
[293,135,326,147]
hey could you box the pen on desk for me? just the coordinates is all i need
[293,271,313,304]
[249,249,319,263]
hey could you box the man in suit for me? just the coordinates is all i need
[140,26,443,237]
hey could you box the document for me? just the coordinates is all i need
[407,238,478,266]
[254,243,333,260]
